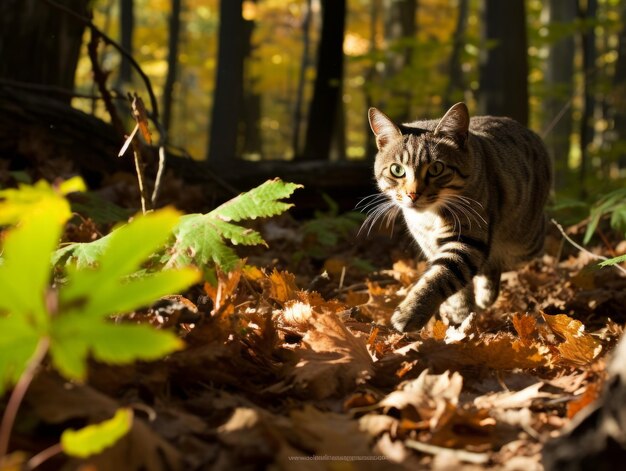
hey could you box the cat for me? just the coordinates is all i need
[366,102,552,332]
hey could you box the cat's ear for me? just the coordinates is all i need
[369,108,401,150]
[434,102,469,147]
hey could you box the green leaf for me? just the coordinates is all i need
[0,202,64,325]
[0,316,40,395]
[169,179,301,271]
[599,254,626,268]
[53,233,113,269]
[51,316,184,379]
[61,408,133,458]
[0,178,82,226]
[214,178,302,222]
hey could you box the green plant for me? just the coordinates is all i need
[584,188,626,244]
[0,178,199,464]
[0,176,301,465]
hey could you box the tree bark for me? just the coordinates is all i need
[578,0,598,198]
[300,0,346,161]
[240,0,262,158]
[207,0,246,165]
[443,0,469,108]
[382,0,417,122]
[543,0,576,192]
[611,1,626,169]
[478,0,529,125]
[292,0,313,157]
[162,0,181,135]
[116,0,134,88]
[0,0,89,104]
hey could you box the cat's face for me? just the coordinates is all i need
[369,103,471,213]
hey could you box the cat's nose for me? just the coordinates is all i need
[407,192,419,202]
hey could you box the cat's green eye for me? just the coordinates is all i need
[390,163,406,178]
[428,161,446,177]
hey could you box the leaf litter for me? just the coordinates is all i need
[7,212,626,469]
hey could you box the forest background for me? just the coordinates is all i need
[2,0,626,202]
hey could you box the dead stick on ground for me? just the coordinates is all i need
[551,219,626,276]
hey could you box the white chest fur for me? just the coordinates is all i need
[401,208,445,259]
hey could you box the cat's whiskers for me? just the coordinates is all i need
[355,194,388,212]
[440,200,462,237]
[358,198,400,237]
[445,194,487,227]
[440,195,473,230]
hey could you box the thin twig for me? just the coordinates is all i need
[26,443,62,470]
[404,439,490,465]
[550,219,626,275]
[151,145,166,206]
[0,337,50,462]
[133,149,149,214]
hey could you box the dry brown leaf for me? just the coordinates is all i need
[269,313,374,399]
[379,370,463,431]
[473,382,554,410]
[289,405,376,457]
[566,381,602,419]
[512,313,537,346]
[203,266,242,313]
[431,320,447,341]
[267,269,299,303]
[418,333,550,370]
[542,313,602,365]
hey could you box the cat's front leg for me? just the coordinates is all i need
[391,264,468,332]
[391,241,486,331]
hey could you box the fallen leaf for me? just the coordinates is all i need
[567,381,602,419]
[512,313,537,346]
[474,382,554,410]
[542,313,602,365]
[268,313,373,399]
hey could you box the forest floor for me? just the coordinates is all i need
[6,169,626,470]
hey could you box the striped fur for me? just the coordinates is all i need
[368,103,552,332]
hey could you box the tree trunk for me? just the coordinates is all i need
[300,0,346,161]
[478,0,529,125]
[207,0,246,165]
[116,0,134,88]
[0,0,89,104]
[543,0,576,192]
[382,0,417,122]
[162,0,181,135]
[578,0,598,198]
[443,0,469,108]
[240,0,262,159]
[292,0,313,157]
[364,0,381,161]
[611,1,626,170]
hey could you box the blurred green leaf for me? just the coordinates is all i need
[61,408,133,458]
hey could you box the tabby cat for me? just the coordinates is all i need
[367,103,551,332]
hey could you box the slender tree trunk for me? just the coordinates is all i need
[292,0,313,157]
[543,0,576,192]
[364,0,381,161]
[301,0,346,161]
[612,1,626,170]
[382,0,417,122]
[444,0,469,108]
[207,0,246,165]
[578,0,598,198]
[478,0,529,125]
[116,0,134,88]
[162,0,181,135]
[241,0,262,158]
[0,0,89,104]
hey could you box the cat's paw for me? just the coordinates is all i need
[390,302,434,332]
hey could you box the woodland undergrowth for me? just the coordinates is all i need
[0,172,625,470]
